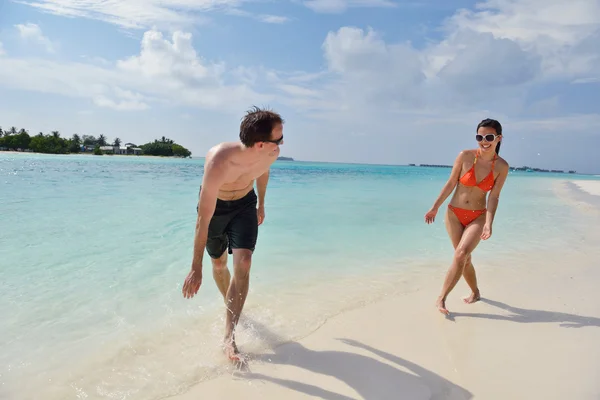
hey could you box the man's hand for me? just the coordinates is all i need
[257,205,265,226]
[481,224,492,240]
[424,207,438,224]
[182,267,202,299]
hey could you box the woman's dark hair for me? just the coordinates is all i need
[477,118,503,155]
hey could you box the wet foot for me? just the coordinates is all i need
[436,297,450,315]
[462,290,481,304]
[223,338,246,367]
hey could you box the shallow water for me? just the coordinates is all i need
[1,152,598,399]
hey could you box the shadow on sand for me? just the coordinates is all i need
[236,318,473,400]
[450,298,600,328]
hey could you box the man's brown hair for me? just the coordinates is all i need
[239,106,284,147]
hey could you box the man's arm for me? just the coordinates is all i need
[191,159,226,270]
[485,162,509,227]
[256,169,269,207]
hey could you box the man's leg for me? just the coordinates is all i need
[204,214,230,301]
[223,248,252,358]
[211,251,230,301]
[222,193,259,360]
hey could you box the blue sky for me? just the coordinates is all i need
[1,0,599,173]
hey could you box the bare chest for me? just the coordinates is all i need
[221,159,274,190]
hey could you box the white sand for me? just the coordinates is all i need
[572,179,600,196]
[174,245,600,400]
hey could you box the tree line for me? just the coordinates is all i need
[0,127,192,158]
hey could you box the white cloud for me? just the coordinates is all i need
[526,95,560,116]
[0,28,270,112]
[2,0,600,172]
[0,41,5,56]
[225,8,290,23]
[572,77,600,84]
[16,0,288,29]
[3,0,600,140]
[15,23,56,53]
[93,88,150,111]
[257,14,290,24]
[302,0,396,13]
[274,0,600,121]
[79,55,111,66]
[440,0,600,80]
[510,113,600,133]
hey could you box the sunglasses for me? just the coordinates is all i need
[476,134,498,142]
[264,135,283,145]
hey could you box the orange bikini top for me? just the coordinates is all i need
[459,151,497,192]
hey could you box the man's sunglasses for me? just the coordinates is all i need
[264,135,283,145]
[476,134,498,142]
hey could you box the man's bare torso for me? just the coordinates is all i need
[206,142,279,201]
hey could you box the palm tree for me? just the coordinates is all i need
[0,127,3,138]
[51,131,60,139]
[82,135,96,146]
[98,134,107,146]
[72,134,81,145]
[9,127,17,135]
[113,137,121,147]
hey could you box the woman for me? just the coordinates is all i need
[425,118,509,315]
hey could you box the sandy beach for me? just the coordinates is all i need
[174,180,600,400]
[572,179,600,196]
[3,152,600,400]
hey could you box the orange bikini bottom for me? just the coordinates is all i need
[448,205,486,227]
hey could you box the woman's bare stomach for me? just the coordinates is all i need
[449,188,488,210]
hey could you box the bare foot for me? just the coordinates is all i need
[436,297,450,315]
[462,290,481,304]
[223,338,246,367]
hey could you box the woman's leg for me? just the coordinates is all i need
[445,209,480,302]
[437,211,486,315]
[462,257,480,304]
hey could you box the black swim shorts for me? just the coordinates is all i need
[197,189,258,259]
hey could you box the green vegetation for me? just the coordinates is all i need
[0,126,192,158]
[139,136,192,158]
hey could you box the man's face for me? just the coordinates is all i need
[262,123,283,156]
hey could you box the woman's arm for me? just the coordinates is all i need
[425,152,465,224]
[480,160,509,240]
[429,151,464,211]
[484,161,509,227]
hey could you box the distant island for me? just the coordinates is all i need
[0,126,192,158]
[408,163,576,174]
[277,156,294,161]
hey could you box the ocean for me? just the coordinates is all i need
[1,152,598,399]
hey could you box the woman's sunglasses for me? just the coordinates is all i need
[476,134,498,142]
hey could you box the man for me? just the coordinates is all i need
[182,106,284,363]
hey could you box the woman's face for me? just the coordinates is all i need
[476,126,501,154]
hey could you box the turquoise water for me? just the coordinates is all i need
[1,152,598,399]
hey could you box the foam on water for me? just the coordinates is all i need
[1,152,598,399]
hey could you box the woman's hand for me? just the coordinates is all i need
[481,224,492,240]
[425,207,438,224]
